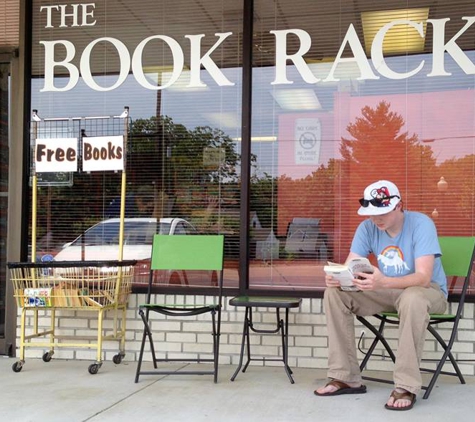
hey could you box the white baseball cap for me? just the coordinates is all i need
[357,180,401,216]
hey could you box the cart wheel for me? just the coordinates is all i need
[112,354,123,364]
[88,363,100,375]
[12,361,23,373]
[42,352,53,362]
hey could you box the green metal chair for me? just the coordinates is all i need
[134,234,224,383]
[357,236,475,399]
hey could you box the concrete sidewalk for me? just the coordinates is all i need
[1,356,475,422]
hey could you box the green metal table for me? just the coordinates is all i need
[229,296,302,383]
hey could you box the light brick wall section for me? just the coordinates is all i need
[15,296,475,376]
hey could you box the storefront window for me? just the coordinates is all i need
[30,0,243,290]
[250,1,475,294]
[29,1,475,296]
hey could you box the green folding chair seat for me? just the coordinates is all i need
[134,234,224,383]
[357,236,475,399]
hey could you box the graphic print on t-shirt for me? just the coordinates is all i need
[377,245,410,275]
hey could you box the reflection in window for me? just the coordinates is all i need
[28,0,475,296]
[30,0,243,289]
[250,0,475,293]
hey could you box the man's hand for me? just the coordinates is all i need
[352,267,384,290]
[325,274,341,288]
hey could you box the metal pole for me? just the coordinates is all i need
[118,106,129,262]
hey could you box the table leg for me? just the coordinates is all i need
[242,307,252,372]
[230,307,250,381]
[282,308,294,383]
[231,305,295,383]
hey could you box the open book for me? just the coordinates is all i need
[324,257,374,291]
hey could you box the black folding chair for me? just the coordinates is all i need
[357,236,475,399]
[135,234,224,383]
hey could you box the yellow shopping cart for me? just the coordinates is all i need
[9,259,136,374]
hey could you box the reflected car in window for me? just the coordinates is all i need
[54,218,196,261]
[53,218,215,286]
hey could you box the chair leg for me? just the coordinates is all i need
[357,316,395,372]
[143,311,158,368]
[135,308,158,383]
[135,309,148,383]
[426,325,465,384]
[358,313,470,400]
[211,310,220,384]
[423,325,465,399]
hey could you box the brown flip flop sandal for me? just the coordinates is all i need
[314,379,367,396]
[384,389,417,411]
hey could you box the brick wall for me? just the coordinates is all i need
[15,295,475,376]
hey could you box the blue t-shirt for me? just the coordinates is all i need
[351,211,447,297]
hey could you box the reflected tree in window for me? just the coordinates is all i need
[128,115,242,233]
[340,100,435,199]
[277,101,438,263]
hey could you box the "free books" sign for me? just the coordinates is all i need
[35,136,124,173]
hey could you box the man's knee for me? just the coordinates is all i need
[323,287,341,310]
[324,287,357,316]
[324,287,343,305]
[396,287,430,316]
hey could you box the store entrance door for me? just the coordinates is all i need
[0,62,12,355]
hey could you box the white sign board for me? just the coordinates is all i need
[294,118,321,165]
[35,138,78,173]
[82,136,124,172]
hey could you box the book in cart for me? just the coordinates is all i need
[324,257,374,291]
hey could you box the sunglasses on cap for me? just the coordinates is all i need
[359,195,400,208]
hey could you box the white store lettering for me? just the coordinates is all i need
[427,17,475,77]
[40,32,234,92]
[39,16,475,92]
[40,3,96,28]
[371,20,425,80]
